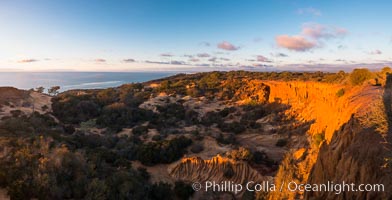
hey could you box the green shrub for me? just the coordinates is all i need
[226,147,253,161]
[80,119,97,131]
[313,133,325,146]
[136,136,192,165]
[350,68,373,86]
[336,88,345,97]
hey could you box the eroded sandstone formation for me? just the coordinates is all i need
[170,155,270,185]
[169,80,391,200]
[266,81,390,200]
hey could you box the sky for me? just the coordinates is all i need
[0,0,392,72]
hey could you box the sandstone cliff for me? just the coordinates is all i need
[167,79,391,199]
[170,155,270,185]
[264,81,390,200]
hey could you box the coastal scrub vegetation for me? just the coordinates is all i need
[0,69,390,199]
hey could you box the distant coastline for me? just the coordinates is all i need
[0,72,177,91]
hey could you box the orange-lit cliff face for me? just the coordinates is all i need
[171,79,390,200]
[266,81,379,142]
[264,81,389,200]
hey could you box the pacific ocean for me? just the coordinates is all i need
[0,72,177,92]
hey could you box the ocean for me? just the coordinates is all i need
[0,72,177,92]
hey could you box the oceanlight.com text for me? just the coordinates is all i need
[191,181,385,194]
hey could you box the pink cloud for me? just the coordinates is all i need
[301,23,347,39]
[197,53,210,57]
[217,41,239,51]
[94,58,106,62]
[276,35,316,51]
[189,58,200,62]
[276,23,347,52]
[257,55,271,62]
[335,27,348,36]
[18,59,38,63]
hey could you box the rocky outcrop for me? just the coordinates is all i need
[303,80,392,200]
[305,116,392,199]
[235,81,270,103]
[169,155,270,185]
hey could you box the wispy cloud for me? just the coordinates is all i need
[252,63,274,68]
[297,7,322,16]
[257,55,271,62]
[145,60,186,65]
[276,35,316,51]
[337,44,347,50]
[208,57,217,62]
[271,53,288,57]
[369,49,382,55]
[214,51,229,55]
[189,58,200,62]
[197,53,210,57]
[123,58,135,62]
[217,41,240,51]
[145,60,168,64]
[94,58,106,62]
[199,42,211,47]
[220,57,230,61]
[170,60,185,65]
[160,53,173,57]
[18,59,38,63]
[253,37,262,43]
[301,23,347,39]
[183,54,193,58]
[335,59,347,62]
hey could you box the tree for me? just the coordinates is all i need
[96,88,118,105]
[85,178,109,200]
[349,68,373,86]
[48,86,60,96]
[35,86,45,93]
[382,66,391,74]
[159,80,172,92]
[226,147,253,161]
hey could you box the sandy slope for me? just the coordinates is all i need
[0,89,52,119]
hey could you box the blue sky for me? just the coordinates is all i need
[0,0,391,72]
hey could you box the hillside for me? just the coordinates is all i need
[0,70,391,200]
